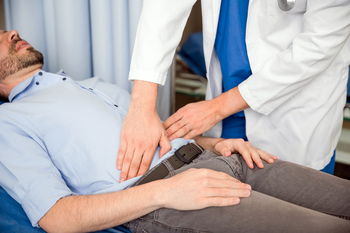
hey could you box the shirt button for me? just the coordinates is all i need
[89,88,93,90]
[38,72,43,76]
[114,104,118,107]
[35,82,40,85]
[62,77,66,81]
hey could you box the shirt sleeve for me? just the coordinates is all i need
[239,0,350,115]
[129,0,197,85]
[0,112,73,228]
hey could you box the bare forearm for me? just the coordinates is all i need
[193,136,223,152]
[39,165,252,232]
[130,80,158,110]
[214,86,249,121]
[39,182,164,233]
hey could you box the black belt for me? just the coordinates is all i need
[137,143,204,186]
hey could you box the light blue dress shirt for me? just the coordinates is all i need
[0,70,190,227]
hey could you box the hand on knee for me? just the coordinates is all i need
[157,168,252,210]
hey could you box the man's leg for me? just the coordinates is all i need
[239,156,350,219]
[128,151,350,233]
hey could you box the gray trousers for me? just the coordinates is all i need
[128,151,350,233]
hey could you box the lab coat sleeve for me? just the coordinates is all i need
[239,0,350,115]
[129,0,197,85]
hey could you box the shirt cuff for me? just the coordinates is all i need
[129,69,168,86]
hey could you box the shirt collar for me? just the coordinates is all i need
[8,72,38,102]
[56,69,67,76]
[8,70,68,102]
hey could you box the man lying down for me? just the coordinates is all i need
[0,30,350,233]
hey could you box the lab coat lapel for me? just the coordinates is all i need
[201,0,222,100]
[201,0,221,70]
[201,0,223,138]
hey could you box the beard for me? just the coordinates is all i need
[0,39,44,81]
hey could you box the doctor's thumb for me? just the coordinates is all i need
[159,136,172,158]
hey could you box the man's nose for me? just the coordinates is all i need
[6,30,20,43]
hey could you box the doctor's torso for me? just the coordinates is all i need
[202,0,350,169]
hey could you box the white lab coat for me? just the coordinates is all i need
[129,0,350,169]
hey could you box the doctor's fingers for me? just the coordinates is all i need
[136,149,155,177]
[126,144,157,180]
[121,145,158,182]
[164,119,187,140]
[119,146,135,182]
[158,133,172,158]
[117,139,128,170]
[166,120,191,140]
[232,141,255,169]
[166,120,204,141]
[215,139,264,169]
[213,139,237,156]
[255,149,277,163]
[245,142,265,169]
[244,142,276,169]
[163,111,183,132]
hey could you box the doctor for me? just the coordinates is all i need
[117,0,350,182]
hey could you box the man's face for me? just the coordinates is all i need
[0,30,43,81]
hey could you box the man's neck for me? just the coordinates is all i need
[0,64,43,100]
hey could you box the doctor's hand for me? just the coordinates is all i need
[164,99,222,140]
[117,81,172,182]
[214,139,277,169]
[164,87,249,141]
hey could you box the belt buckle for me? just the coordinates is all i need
[175,143,201,164]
